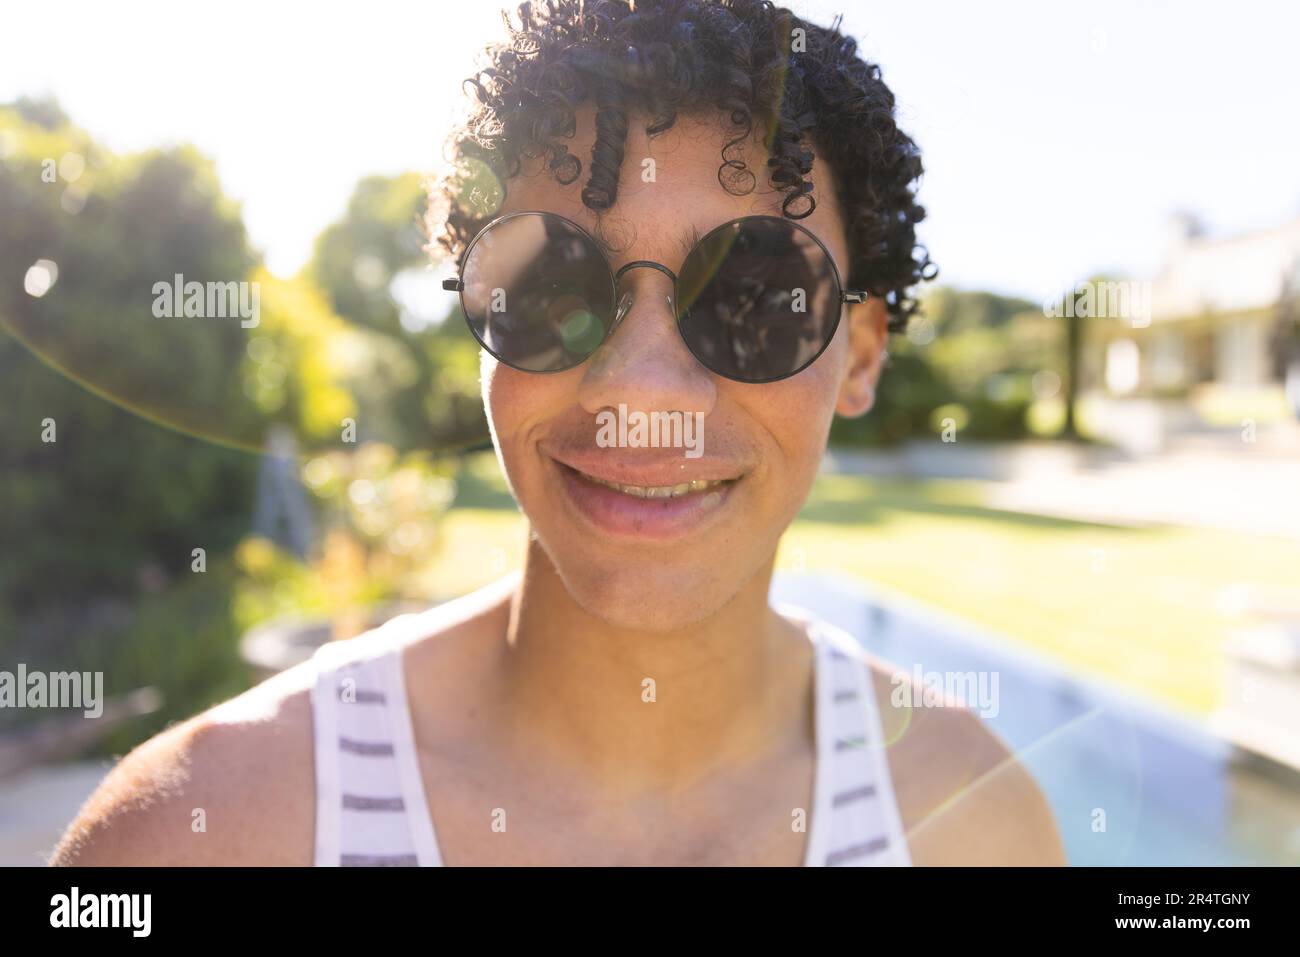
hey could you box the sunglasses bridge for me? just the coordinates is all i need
[609,259,680,336]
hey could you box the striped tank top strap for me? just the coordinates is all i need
[814,621,912,867]
[310,628,442,866]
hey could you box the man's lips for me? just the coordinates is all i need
[544,448,747,489]
[544,449,748,540]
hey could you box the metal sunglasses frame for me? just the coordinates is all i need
[441,210,868,383]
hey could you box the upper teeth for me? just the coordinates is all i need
[582,474,723,498]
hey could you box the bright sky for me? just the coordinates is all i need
[5,0,1299,303]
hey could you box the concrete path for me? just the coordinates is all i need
[0,762,109,866]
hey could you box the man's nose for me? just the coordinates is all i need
[577,266,717,419]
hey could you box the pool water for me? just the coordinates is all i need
[771,571,1300,866]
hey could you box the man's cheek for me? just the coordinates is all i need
[484,365,535,444]
[766,380,838,450]
[483,371,535,502]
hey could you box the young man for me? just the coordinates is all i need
[53,0,1064,866]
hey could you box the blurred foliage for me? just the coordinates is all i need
[309,173,428,334]
[306,172,487,454]
[831,286,1063,446]
[0,101,471,748]
[0,99,264,613]
[234,442,457,640]
[241,268,359,441]
[0,557,251,759]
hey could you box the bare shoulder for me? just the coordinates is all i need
[866,659,1067,866]
[50,659,318,866]
[51,577,519,867]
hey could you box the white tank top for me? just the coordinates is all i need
[310,600,911,867]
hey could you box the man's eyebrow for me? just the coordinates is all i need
[675,223,704,258]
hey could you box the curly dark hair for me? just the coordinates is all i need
[426,0,936,332]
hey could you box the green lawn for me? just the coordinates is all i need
[425,456,1300,716]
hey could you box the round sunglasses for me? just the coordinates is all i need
[442,211,867,383]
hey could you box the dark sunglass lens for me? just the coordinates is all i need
[676,218,841,382]
[461,213,613,372]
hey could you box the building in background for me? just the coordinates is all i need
[1088,212,1300,453]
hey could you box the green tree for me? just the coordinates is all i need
[306,173,486,455]
[0,101,266,610]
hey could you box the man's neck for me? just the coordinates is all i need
[492,538,814,796]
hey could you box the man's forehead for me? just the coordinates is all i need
[492,126,845,262]
[498,178,791,254]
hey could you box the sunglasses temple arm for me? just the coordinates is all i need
[442,278,463,291]
[842,290,869,304]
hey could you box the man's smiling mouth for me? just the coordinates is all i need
[544,449,747,541]
[571,470,728,499]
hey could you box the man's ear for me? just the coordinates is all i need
[835,295,890,418]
